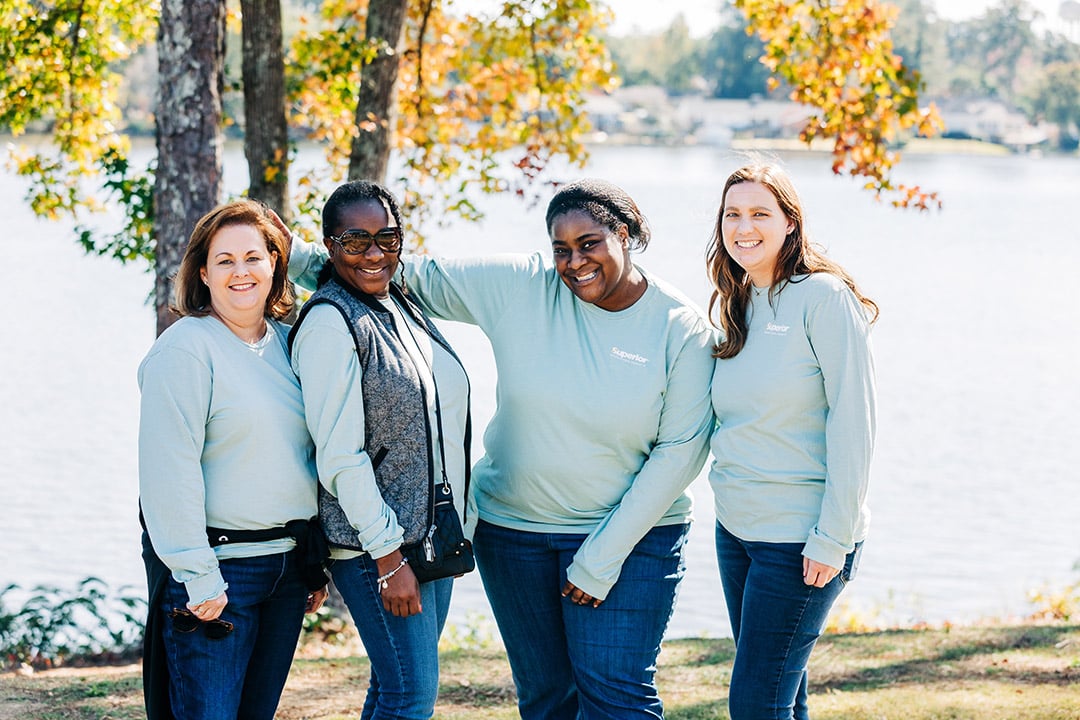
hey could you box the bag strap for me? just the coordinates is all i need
[395,286,473,521]
[395,301,453,512]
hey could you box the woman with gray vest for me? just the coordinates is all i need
[290,178,714,719]
[287,180,472,719]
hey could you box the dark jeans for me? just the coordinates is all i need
[158,551,307,720]
[715,522,861,720]
[474,520,689,720]
[330,554,453,720]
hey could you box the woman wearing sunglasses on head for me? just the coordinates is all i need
[287,180,472,719]
[138,200,328,720]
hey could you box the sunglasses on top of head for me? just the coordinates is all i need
[327,227,402,255]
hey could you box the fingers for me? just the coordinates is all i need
[561,581,602,608]
[188,592,228,621]
[802,558,840,588]
[380,566,422,617]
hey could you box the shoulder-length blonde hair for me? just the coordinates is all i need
[172,199,293,320]
[706,161,878,359]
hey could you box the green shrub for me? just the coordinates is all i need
[0,577,146,670]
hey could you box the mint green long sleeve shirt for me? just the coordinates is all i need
[289,242,715,599]
[137,317,318,605]
[399,252,715,599]
[709,273,876,570]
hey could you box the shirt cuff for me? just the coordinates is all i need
[182,570,228,606]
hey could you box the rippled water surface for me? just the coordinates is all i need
[3,144,1078,637]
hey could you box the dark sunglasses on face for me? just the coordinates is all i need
[169,608,234,640]
[327,227,402,255]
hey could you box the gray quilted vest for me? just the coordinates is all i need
[289,276,459,549]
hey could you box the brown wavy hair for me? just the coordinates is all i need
[172,199,294,319]
[706,161,878,359]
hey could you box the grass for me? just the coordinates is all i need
[2,623,1078,719]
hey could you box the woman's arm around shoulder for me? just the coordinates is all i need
[397,252,544,330]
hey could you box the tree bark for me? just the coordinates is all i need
[153,0,227,335]
[348,0,408,182]
[241,0,289,219]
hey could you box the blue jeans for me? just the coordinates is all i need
[329,555,453,720]
[715,522,862,720]
[474,520,689,720]
[158,551,307,720]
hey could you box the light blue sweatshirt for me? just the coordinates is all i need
[400,252,714,599]
[290,243,714,599]
[709,273,876,570]
[289,299,472,560]
[138,316,318,605]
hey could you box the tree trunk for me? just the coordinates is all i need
[348,0,408,182]
[153,0,227,335]
[241,0,289,220]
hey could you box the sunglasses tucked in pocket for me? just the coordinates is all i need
[168,608,234,640]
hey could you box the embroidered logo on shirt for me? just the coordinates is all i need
[611,346,649,366]
[764,322,790,336]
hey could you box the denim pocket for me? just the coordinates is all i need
[840,542,864,584]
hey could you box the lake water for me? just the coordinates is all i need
[2,142,1078,638]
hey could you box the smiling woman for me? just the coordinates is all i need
[547,185,649,311]
[287,180,473,719]
[705,161,878,720]
[138,199,327,720]
[322,206,403,298]
[197,225,279,341]
[288,177,716,719]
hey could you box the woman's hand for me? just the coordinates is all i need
[305,586,329,613]
[561,580,602,608]
[188,591,228,621]
[266,207,293,253]
[803,557,840,588]
[376,551,422,617]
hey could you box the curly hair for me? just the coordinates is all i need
[706,161,878,359]
[322,180,404,238]
[545,178,651,251]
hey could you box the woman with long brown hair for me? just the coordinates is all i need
[706,161,877,720]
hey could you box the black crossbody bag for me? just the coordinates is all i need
[398,311,475,583]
